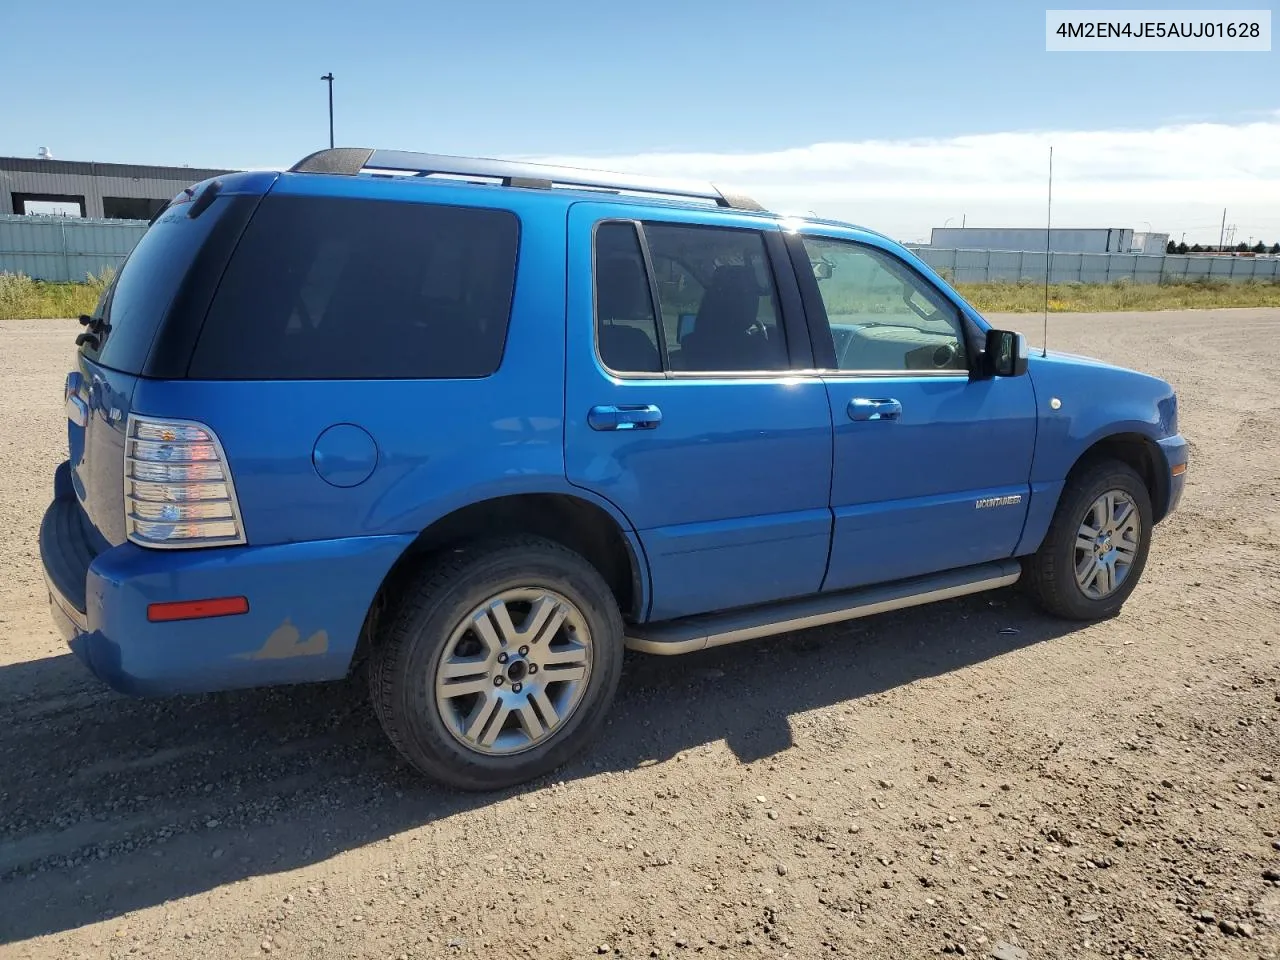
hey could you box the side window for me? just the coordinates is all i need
[801,237,968,373]
[648,254,704,351]
[594,222,663,374]
[643,223,787,373]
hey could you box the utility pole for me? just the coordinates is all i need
[321,73,335,148]
[961,213,966,228]
[1218,207,1227,252]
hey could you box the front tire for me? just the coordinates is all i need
[1024,459,1153,620]
[369,537,624,790]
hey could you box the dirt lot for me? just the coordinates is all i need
[2,310,1278,960]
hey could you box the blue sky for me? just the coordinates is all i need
[3,0,1277,241]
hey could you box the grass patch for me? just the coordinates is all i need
[3,272,1279,322]
[0,270,113,321]
[955,278,1280,313]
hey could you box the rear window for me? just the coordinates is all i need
[189,196,520,380]
[81,197,233,374]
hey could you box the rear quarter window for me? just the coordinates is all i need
[81,197,235,374]
[189,196,520,380]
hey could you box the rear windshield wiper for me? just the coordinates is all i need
[76,313,111,350]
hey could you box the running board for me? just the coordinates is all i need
[625,560,1022,656]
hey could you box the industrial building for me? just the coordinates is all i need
[0,154,232,220]
[929,227,1170,255]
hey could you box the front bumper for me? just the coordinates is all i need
[40,481,413,696]
[1157,434,1188,518]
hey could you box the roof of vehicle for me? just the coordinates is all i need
[279,147,892,243]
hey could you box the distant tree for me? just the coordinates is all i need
[1252,241,1267,254]
[1175,241,1189,254]
[1271,242,1280,255]
[1236,242,1249,252]
[1190,243,1204,252]
[1166,240,1177,253]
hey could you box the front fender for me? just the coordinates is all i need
[1015,352,1179,555]
[1026,351,1176,482]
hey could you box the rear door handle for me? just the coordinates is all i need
[848,397,902,422]
[588,404,663,431]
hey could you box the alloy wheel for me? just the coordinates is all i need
[1073,490,1142,600]
[433,588,593,756]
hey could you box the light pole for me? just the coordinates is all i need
[320,73,334,148]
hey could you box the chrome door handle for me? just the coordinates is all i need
[588,404,663,431]
[848,397,902,422]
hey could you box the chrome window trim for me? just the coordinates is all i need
[818,370,971,379]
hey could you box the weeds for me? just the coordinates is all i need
[0,269,114,321]
[955,278,1280,313]
[2,271,1278,322]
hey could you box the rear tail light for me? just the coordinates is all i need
[125,416,246,548]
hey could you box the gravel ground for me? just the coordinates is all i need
[1,310,1278,960]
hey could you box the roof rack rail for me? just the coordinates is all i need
[288,147,765,212]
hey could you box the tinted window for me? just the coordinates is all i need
[643,223,786,373]
[190,196,519,380]
[802,237,967,373]
[594,222,662,373]
[81,197,233,374]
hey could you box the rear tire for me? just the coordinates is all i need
[1024,459,1153,621]
[369,536,624,790]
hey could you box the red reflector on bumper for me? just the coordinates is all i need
[147,596,249,622]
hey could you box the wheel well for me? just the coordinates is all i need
[1072,433,1169,521]
[352,495,642,669]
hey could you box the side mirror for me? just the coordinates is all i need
[984,329,1028,377]
[812,260,833,280]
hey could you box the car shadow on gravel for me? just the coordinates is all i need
[0,586,1087,943]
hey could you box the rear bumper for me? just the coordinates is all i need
[40,482,413,696]
[1157,434,1188,519]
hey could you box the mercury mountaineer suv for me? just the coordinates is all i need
[39,147,1188,790]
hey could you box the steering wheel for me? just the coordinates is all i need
[931,342,958,368]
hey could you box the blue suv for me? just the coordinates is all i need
[40,147,1187,789]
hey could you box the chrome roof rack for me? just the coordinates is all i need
[288,147,765,212]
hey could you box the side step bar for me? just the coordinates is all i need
[625,560,1022,656]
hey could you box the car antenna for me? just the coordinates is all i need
[1042,144,1053,358]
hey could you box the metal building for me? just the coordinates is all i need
[1129,232,1171,255]
[0,155,233,220]
[929,227,1137,254]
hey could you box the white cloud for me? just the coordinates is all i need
[529,116,1280,245]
